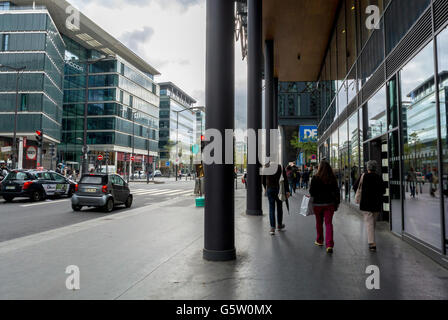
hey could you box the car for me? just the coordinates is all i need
[71,173,132,213]
[153,170,162,177]
[0,170,76,202]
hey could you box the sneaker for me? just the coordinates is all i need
[314,241,323,247]
[278,224,285,231]
[270,228,275,235]
[326,247,333,254]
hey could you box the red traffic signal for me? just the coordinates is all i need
[35,130,42,136]
[200,135,205,141]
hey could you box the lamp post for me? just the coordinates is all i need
[73,55,114,176]
[0,64,26,169]
[173,106,205,181]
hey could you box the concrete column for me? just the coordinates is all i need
[203,0,235,261]
[274,77,279,130]
[246,0,263,216]
[18,137,24,169]
[264,40,274,157]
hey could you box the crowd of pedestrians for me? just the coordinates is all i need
[261,159,384,254]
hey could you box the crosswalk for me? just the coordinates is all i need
[131,188,193,197]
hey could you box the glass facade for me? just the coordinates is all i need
[60,35,160,168]
[158,83,196,175]
[317,0,448,256]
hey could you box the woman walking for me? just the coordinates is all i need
[309,160,340,254]
[354,160,385,252]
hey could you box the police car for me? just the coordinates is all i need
[0,170,76,202]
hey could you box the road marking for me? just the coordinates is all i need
[21,199,70,207]
[143,190,193,205]
[137,189,183,196]
[132,189,171,195]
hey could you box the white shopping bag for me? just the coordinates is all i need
[299,195,314,216]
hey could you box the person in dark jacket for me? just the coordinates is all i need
[309,160,340,254]
[353,160,385,252]
[286,165,295,194]
[262,164,290,235]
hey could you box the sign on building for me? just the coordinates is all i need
[299,125,318,143]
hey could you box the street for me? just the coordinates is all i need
[0,178,196,243]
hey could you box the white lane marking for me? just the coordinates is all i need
[143,190,193,205]
[137,189,183,196]
[21,199,70,207]
[131,189,171,195]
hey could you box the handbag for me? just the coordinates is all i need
[299,195,314,216]
[355,173,365,204]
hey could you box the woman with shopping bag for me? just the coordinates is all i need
[309,160,340,254]
[353,160,385,252]
[262,163,290,235]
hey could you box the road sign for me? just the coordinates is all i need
[299,125,318,142]
[1,146,12,153]
[26,146,37,160]
[166,161,170,167]
[130,156,135,162]
[97,154,103,161]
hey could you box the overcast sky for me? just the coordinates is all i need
[70,0,248,130]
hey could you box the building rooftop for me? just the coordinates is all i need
[159,82,197,105]
[7,0,160,76]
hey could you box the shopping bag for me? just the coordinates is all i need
[299,195,314,216]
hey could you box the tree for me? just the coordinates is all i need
[290,134,318,166]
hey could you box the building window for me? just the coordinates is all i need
[436,26,448,247]
[20,94,28,111]
[2,34,10,51]
[400,40,441,249]
[366,85,387,140]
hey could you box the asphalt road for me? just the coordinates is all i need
[0,178,197,243]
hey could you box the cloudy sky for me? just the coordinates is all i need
[70,0,248,130]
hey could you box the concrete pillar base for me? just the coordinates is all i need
[203,248,236,262]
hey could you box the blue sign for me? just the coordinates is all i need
[299,125,318,142]
[166,161,170,167]
[298,153,304,166]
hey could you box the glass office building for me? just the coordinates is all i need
[158,82,196,176]
[0,2,64,168]
[316,0,448,264]
[0,0,160,173]
[278,81,319,164]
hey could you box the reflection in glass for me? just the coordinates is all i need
[349,111,359,204]
[339,121,349,200]
[400,41,441,249]
[366,85,387,140]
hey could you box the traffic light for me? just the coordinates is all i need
[105,151,110,161]
[49,144,56,158]
[36,130,43,148]
[200,135,205,153]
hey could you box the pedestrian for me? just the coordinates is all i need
[262,163,290,235]
[294,166,300,191]
[353,160,385,252]
[286,165,295,194]
[242,171,247,189]
[0,161,9,180]
[407,167,417,198]
[309,160,340,254]
[302,168,310,189]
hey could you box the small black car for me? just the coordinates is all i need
[0,170,76,202]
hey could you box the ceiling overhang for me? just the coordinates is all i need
[262,0,341,82]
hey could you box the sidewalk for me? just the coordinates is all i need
[0,188,447,299]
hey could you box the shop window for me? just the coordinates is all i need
[400,41,441,249]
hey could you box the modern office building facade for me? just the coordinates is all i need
[0,0,160,173]
[313,0,448,265]
[158,82,196,175]
[278,81,319,164]
[0,1,64,168]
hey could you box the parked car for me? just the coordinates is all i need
[71,173,133,212]
[0,170,76,202]
[153,170,162,177]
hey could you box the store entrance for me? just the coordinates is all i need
[367,136,390,222]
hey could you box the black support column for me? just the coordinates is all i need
[246,0,263,216]
[264,40,274,159]
[203,0,235,261]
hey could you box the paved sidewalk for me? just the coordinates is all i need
[0,188,447,299]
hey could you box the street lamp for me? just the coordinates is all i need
[71,55,114,176]
[0,64,26,169]
[173,106,205,181]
